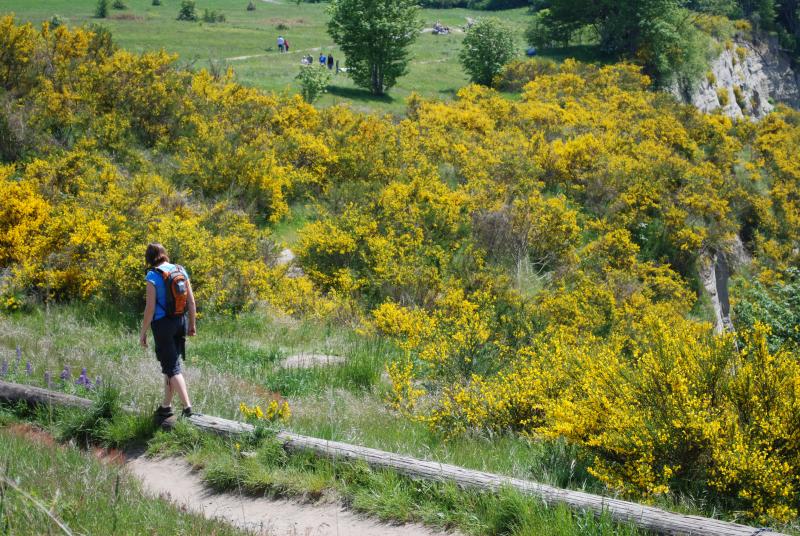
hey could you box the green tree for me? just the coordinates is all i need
[459,17,517,86]
[95,0,109,18]
[177,0,198,21]
[531,0,711,86]
[327,0,421,95]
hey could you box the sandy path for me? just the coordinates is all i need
[127,456,451,536]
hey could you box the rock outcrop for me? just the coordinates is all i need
[675,35,800,119]
[697,235,751,334]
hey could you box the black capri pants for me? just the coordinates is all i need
[151,315,186,378]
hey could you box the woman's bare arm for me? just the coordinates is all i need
[140,282,156,347]
[186,279,197,336]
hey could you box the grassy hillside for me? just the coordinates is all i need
[3,0,530,113]
[1,13,800,535]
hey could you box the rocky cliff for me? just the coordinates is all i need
[676,36,800,119]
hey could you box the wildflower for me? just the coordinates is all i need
[60,365,71,381]
[25,361,32,375]
[75,368,91,388]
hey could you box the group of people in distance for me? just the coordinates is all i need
[433,20,450,35]
[298,49,338,72]
[277,35,291,52]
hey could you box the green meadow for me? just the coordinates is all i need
[5,0,531,113]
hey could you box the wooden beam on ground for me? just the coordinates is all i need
[0,380,786,536]
[0,379,93,410]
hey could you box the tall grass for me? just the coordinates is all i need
[0,426,246,535]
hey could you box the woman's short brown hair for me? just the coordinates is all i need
[145,243,169,267]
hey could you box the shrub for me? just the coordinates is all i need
[732,269,800,351]
[202,9,226,23]
[95,0,108,18]
[733,85,747,110]
[246,0,256,10]
[736,45,748,63]
[492,58,558,92]
[733,19,752,35]
[716,86,730,106]
[177,0,198,21]
[295,65,331,103]
[112,0,126,9]
[706,70,716,86]
[152,0,161,6]
[459,17,517,86]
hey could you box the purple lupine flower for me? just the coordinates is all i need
[25,361,32,375]
[75,367,91,388]
[44,371,52,388]
[60,365,71,381]
[0,360,7,377]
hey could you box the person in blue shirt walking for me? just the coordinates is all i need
[139,243,197,422]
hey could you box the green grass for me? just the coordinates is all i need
[270,201,318,246]
[0,425,246,535]
[0,304,393,419]
[2,0,531,114]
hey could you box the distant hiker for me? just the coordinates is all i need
[319,53,326,66]
[140,243,197,424]
[277,35,285,53]
[327,53,334,70]
[335,59,340,74]
[284,38,290,53]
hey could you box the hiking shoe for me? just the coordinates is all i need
[154,405,174,419]
[181,407,194,418]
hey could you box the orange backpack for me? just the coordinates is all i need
[154,265,189,317]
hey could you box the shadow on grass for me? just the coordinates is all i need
[327,85,395,104]
[537,45,619,64]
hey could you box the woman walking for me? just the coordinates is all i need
[139,243,197,423]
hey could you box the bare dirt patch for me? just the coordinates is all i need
[281,353,346,369]
[110,13,145,21]
[4,423,58,448]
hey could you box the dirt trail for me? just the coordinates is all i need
[127,455,451,536]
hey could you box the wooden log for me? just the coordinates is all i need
[0,382,786,536]
[0,379,93,410]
